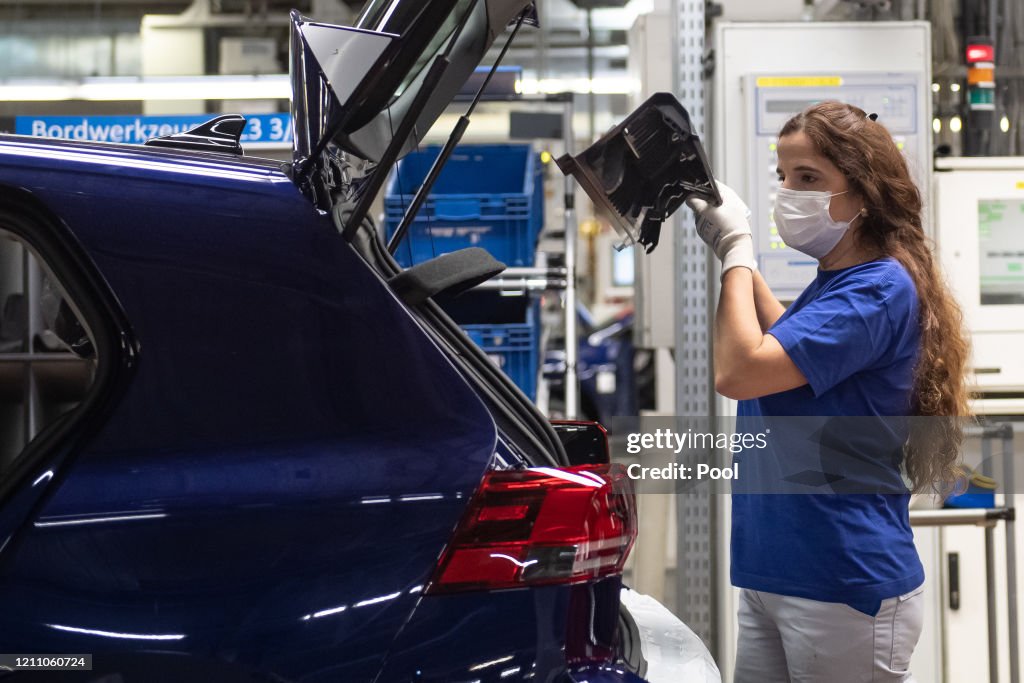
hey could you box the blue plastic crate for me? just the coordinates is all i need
[460,300,540,401]
[384,144,544,268]
[945,468,997,509]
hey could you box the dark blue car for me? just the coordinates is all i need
[0,2,717,681]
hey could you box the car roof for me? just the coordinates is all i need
[0,134,296,193]
[0,134,287,175]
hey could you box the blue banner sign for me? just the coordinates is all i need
[14,113,293,145]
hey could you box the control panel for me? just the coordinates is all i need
[744,72,926,299]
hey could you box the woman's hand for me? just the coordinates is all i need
[686,184,806,399]
[686,182,757,277]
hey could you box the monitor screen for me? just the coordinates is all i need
[979,198,1024,305]
[612,245,635,288]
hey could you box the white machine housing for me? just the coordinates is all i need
[934,158,1024,410]
[713,21,933,300]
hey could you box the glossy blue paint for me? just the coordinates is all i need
[565,666,648,683]
[0,136,643,683]
[374,577,626,682]
[0,137,488,679]
[375,585,572,682]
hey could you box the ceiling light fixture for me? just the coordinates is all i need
[0,75,291,102]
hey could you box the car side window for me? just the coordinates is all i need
[0,227,97,471]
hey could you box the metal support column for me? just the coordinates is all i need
[562,97,579,419]
[672,0,717,654]
[1000,424,1020,683]
[982,424,999,683]
[986,524,999,683]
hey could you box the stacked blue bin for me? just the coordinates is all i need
[384,144,544,267]
[461,299,541,402]
[384,144,544,399]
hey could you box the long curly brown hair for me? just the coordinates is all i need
[780,100,971,493]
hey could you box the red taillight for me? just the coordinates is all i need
[426,464,637,594]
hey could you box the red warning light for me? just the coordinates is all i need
[966,44,995,64]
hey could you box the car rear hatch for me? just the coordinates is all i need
[288,0,536,211]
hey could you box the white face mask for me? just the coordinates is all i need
[772,188,862,260]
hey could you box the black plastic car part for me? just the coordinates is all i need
[144,115,246,155]
[555,92,720,253]
[617,596,649,680]
[550,420,610,466]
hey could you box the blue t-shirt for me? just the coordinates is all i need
[731,257,924,615]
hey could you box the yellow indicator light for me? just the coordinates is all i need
[769,143,777,151]
[540,150,552,164]
[1016,181,1024,190]
[756,76,842,88]
[897,142,905,150]
[580,218,600,237]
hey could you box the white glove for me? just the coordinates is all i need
[685,182,757,278]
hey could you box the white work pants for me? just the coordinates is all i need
[733,586,925,683]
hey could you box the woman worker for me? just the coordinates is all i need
[686,101,970,682]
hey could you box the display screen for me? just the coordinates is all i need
[979,198,1024,305]
[612,245,635,287]
[765,99,822,113]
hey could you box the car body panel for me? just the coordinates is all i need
[373,576,627,682]
[373,585,572,682]
[0,137,504,681]
[565,668,647,683]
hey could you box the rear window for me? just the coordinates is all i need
[0,227,97,471]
